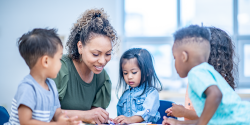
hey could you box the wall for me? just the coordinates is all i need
[0,0,123,118]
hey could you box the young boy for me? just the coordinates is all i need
[4,28,80,125]
[162,25,250,125]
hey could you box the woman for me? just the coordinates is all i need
[53,8,118,124]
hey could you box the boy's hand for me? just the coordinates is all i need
[170,103,186,117]
[165,107,173,116]
[57,111,81,125]
[113,115,131,124]
[162,116,178,125]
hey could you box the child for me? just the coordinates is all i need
[163,25,250,125]
[4,28,80,125]
[165,27,238,120]
[112,48,162,124]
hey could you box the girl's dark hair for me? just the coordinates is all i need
[66,8,118,60]
[208,27,238,90]
[116,48,162,98]
[18,28,62,69]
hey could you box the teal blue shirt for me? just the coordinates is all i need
[188,62,250,124]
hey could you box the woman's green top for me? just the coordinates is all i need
[53,55,111,110]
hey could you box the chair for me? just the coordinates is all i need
[0,106,10,124]
[156,100,177,124]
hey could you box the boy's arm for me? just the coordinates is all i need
[18,104,57,125]
[52,108,63,122]
[196,85,222,125]
[19,105,79,125]
[183,109,199,120]
[163,85,222,125]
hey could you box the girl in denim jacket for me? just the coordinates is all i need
[111,48,162,124]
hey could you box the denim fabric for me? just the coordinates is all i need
[117,84,160,123]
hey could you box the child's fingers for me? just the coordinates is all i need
[163,116,167,120]
[69,116,79,122]
[113,117,119,123]
[162,116,168,125]
[70,120,81,125]
[167,112,173,116]
[117,118,124,123]
[165,107,172,113]
[113,115,123,123]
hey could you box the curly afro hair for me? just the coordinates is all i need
[208,27,238,90]
[66,8,118,60]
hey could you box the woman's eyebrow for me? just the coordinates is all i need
[92,49,112,53]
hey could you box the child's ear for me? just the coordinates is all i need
[77,41,83,54]
[182,51,188,62]
[41,55,49,68]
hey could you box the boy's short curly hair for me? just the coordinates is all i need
[18,28,62,69]
[66,8,118,60]
[174,25,211,43]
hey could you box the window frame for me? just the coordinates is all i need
[122,0,250,88]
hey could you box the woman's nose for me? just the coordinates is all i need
[98,56,106,65]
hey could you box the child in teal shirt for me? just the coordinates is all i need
[163,25,250,125]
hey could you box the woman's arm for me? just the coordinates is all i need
[61,107,109,124]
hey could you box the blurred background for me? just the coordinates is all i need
[0,0,250,119]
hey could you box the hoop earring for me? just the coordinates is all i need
[80,54,83,62]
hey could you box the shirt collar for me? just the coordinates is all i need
[129,83,146,92]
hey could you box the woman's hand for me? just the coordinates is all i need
[84,107,109,124]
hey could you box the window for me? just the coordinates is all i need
[129,44,172,78]
[125,0,177,36]
[238,0,250,35]
[244,44,250,77]
[181,0,233,35]
[124,0,250,88]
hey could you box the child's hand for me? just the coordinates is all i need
[57,111,81,125]
[113,115,131,124]
[165,107,173,116]
[108,118,115,124]
[162,116,178,125]
[170,103,186,117]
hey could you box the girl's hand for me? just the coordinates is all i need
[162,116,178,125]
[170,103,186,117]
[113,115,131,124]
[109,118,115,124]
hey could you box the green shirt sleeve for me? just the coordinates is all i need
[53,58,69,101]
[92,70,112,109]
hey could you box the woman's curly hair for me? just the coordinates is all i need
[208,27,238,90]
[66,8,118,60]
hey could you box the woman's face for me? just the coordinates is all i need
[79,35,112,74]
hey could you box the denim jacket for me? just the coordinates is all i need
[117,84,160,123]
